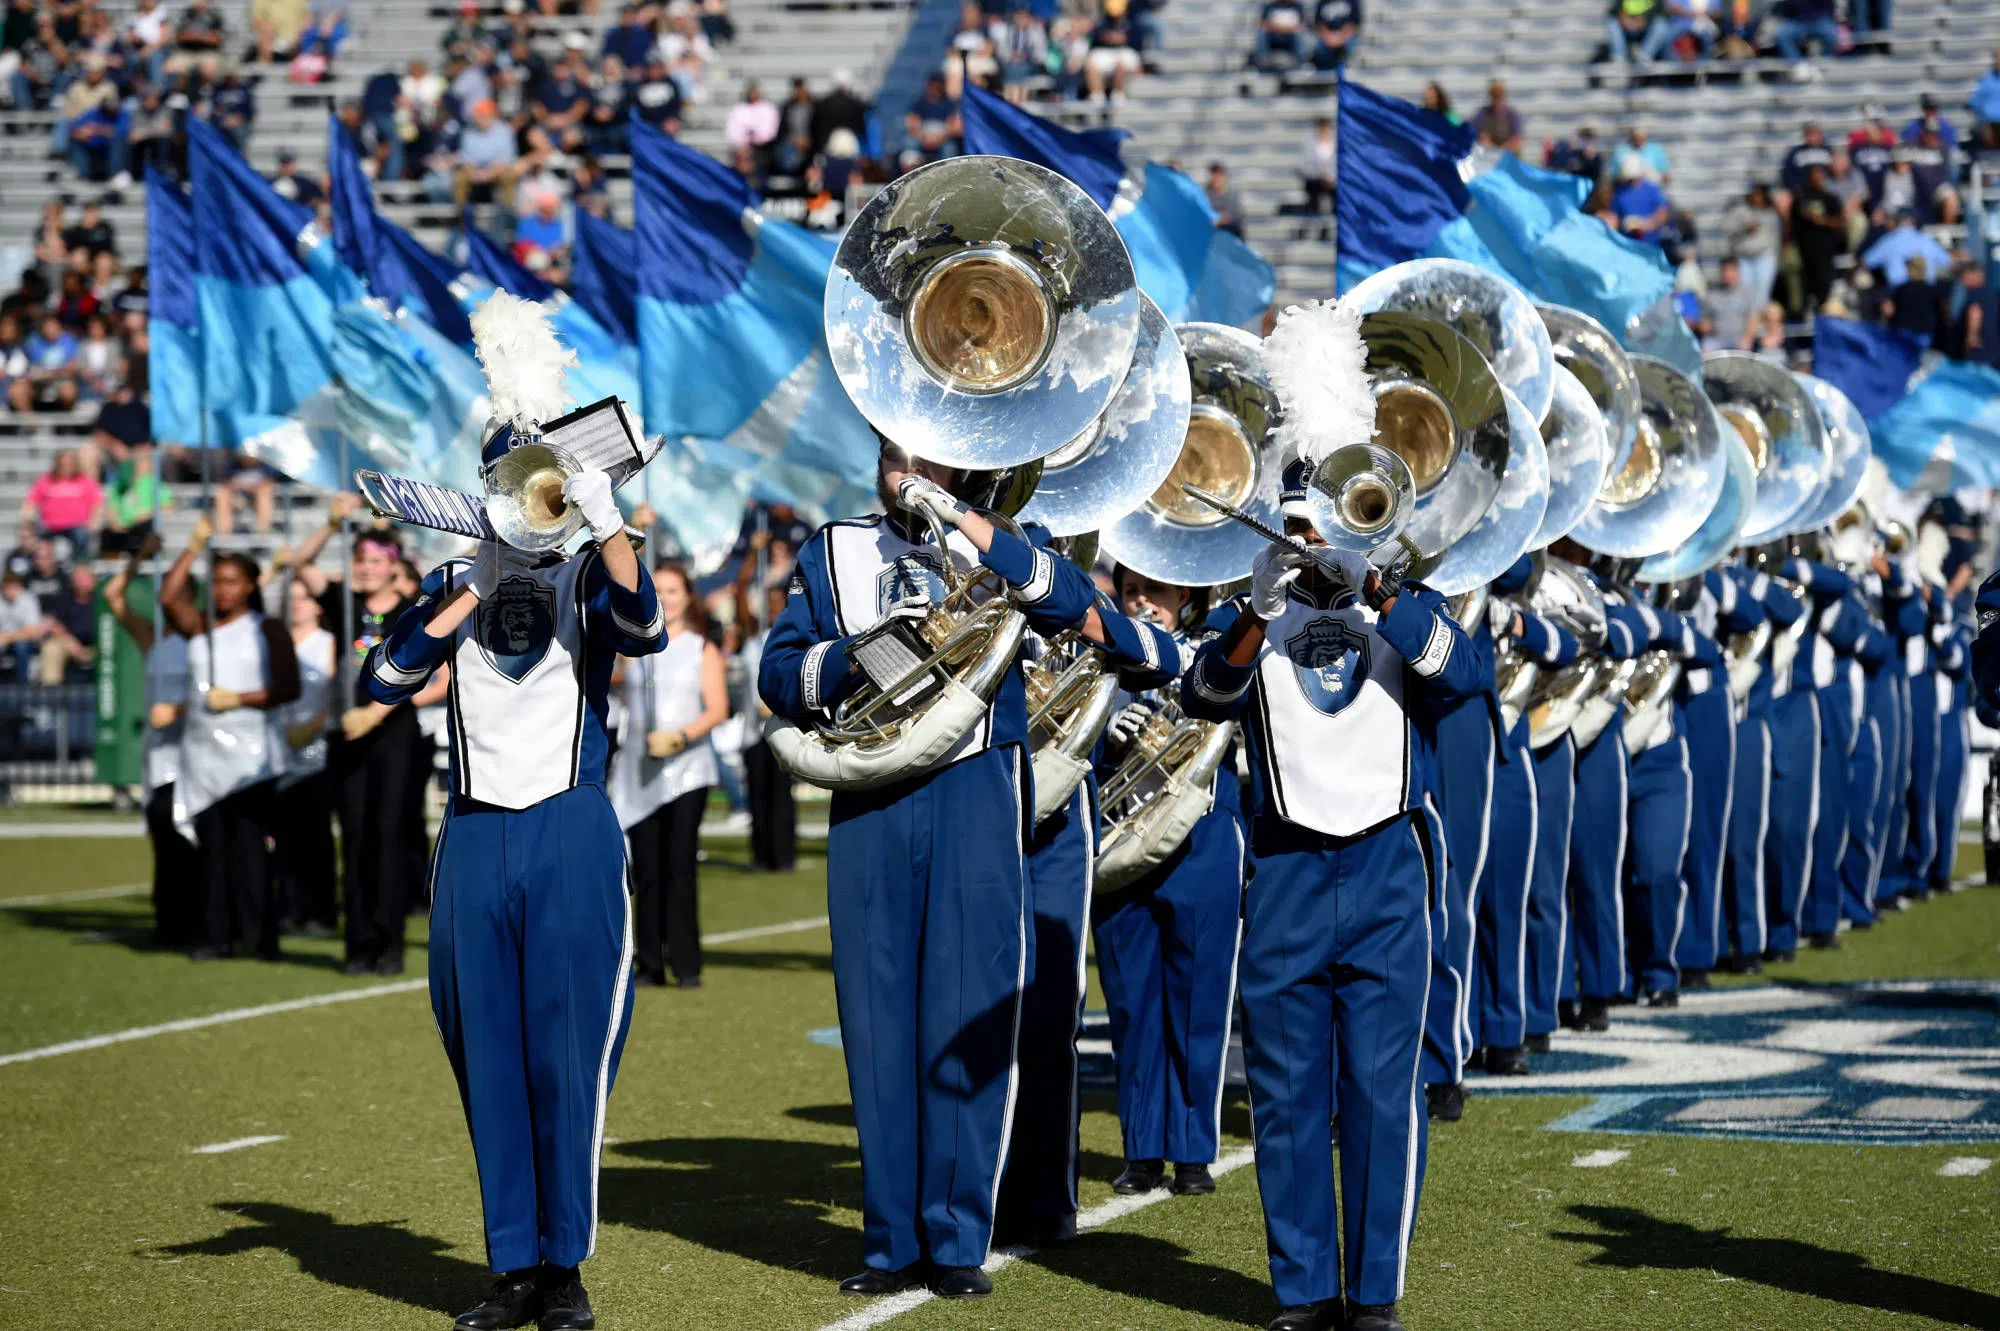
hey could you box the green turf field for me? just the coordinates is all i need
[2,833,1996,1331]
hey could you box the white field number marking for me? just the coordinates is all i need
[192,1135,287,1155]
[815,1146,1258,1331]
[1937,1157,1993,1177]
[1571,1149,1630,1168]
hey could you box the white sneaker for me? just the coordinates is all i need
[109,170,132,190]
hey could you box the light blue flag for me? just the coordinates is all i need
[458,219,641,412]
[958,84,1276,330]
[1334,77,1700,375]
[146,169,206,447]
[1867,359,2000,491]
[630,119,877,511]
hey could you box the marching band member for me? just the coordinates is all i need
[1088,567,1244,1199]
[1721,563,1803,971]
[1673,568,1762,989]
[1883,572,1943,906]
[1523,682,1578,1047]
[1000,576,1182,1243]
[610,560,729,989]
[366,296,665,1331]
[759,435,1095,1301]
[1622,590,1722,1005]
[1762,546,1826,963]
[1793,553,1886,948]
[1470,558,1577,1072]
[1928,579,1974,896]
[1851,553,1919,917]
[1547,542,1651,1030]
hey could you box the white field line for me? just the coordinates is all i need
[0,914,831,1070]
[1571,1149,1630,1168]
[1938,1157,1993,1177]
[191,1134,287,1155]
[815,1146,1258,1331]
[2,882,149,909]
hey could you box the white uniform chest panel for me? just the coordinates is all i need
[1250,598,1410,838]
[449,559,589,809]
[824,520,985,637]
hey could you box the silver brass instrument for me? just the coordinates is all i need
[1023,626,1122,824]
[1538,303,1641,479]
[1348,258,1556,423]
[1535,364,1612,549]
[1725,619,1771,702]
[1703,352,1829,546]
[1620,639,1683,752]
[1425,382,1548,595]
[1570,355,1726,558]
[1637,399,1757,582]
[1095,699,1236,892]
[1784,374,1872,535]
[1519,556,1612,746]
[1568,655,1640,748]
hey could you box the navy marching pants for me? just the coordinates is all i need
[1876,671,1914,891]
[1566,727,1628,1001]
[1804,679,1856,939]
[1091,791,1244,1167]
[1895,668,1940,897]
[1625,733,1692,997]
[1723,714,1771,960]
[428,785,635,1274]
[825,746,1028,1273]
[1931,682,1970,892]
[1675,688,1734,974]
[1473,736,1537,1051]
[1524,737,1574,1037]
[1239,811,1434,1310]
[999,784,1096,1227]
[1839,714,1883,923]
[1422,703,1491,1085]
[1764,690,1820,955]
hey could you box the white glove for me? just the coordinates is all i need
[1486,594,1516,640]
[1250,544,1306,620]
[467,540,503,600]
[1106,699,1154,746]
[562,469,623,543]
[881,589,933,627]
[896,474,968,528]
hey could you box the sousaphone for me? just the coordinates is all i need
[1703,352,1829,545]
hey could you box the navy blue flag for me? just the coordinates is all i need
[146,169,205,446]
[571,208,637,344]
[326,118,473,347]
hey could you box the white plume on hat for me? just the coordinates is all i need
[470,289,577,431]
[1263,298,1377,465]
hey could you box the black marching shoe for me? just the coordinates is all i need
[839,1264,926,1297]
[1170,1162,1216,1195]
[1719,952,1763,975]
[1642,988,1679,1008]
[454,1270,541,1330]
[1113,1158,1166,1194]
[1483,1045,1530,1076]
[536,1266,593,1330]
[376,952,406,976]
[1805,931,1841,950]
[1762,946,1796,964]
[1524,1033,1552,1055]
[1681,967,1712,990]
[1425,1081,1465,1122]
[1267,1297,1343,1330]
[1347,1302,1406,1331]
[1576,996,1611,1031]
[931,1265,992,1299]
[341,956,375,976]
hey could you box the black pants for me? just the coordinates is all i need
[628,787,709,981]
[336,708,424,965]
[744,740,797,872]
[1303,177,1334,216]
[271,771,338,930]
[403,725,437,912]
[147,782,200,948]
[195,780,278,956]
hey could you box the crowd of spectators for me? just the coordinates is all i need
[1250,0,1357,75]
[1596,0,1893,71]
[934,0,1166,120]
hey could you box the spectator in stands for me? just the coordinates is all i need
[1471,80,1522,154]
[123,0,171,82]
[810,69,870,155]
[1611,156,1670,245]
[583,55,631,153]
[36,562,96,683]
[66,201,116,257]
[1849,0,1890,44]
[1084,0,1143,103]
[995,8,1050,103]
[12,538,64,604]
[1603,0,1667,63]
[1702,255,1761,351]
[902,72,959,166]
[1610,123,1668,182]
[1779,121,1831,200]
[1823,146,1872,252]
[268,148,323,206]
[534,42,594,153]
[1902,92,1959,153]
[660,2,715,105]
[0,312,27,406]
[101,442,161,556]
[1849,103,1897,200]
[1860,210,1952,288]
[76,313,120,400]
[1206,162,1245,239]
[55,271,99,331]
[1548,125,1603,181]
[58,57,125,182]
[1899,126,1961,226]
[440,0,488,58]
[0,570,42,680]
[1420,81,1460,126]
[514,187,567,263]
[777,77,815,174]
[947,0,1000,97]
[1792,164,1846,309]
[820,125,861,197]
[13,13,72,113]
[729,142,765,193]
[1946,257,1997,365]
[1882,255,1945,345]
[1772,0,1838,64]
[22,450,102,554]
[724,80,780,166]
[602,3,654,66]
[1972,51,2000,148]
[296,0,349,66]
[250,0,307,63]
[169,0,227,82]
[454,99,519,204]
[701,0,735,45]
[212,69,256,148]
[1252,0,1309,71]
[1308,0,1360,70]
[631,55,684,133]
[1300,115,1334,239]
[1747,301,1788,363]
[18,314,81,413]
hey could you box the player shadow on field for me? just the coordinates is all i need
[155,1202,486,1315]
[1553,1205,2000,1326]
[697,947,833,975]
[1019,1230,1276,1327]
[6,905,353,971]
